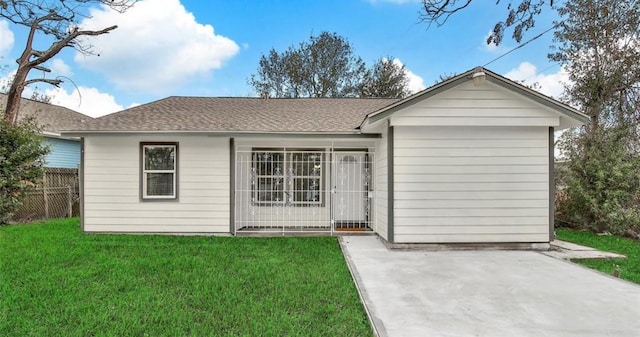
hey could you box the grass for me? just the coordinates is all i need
[556,228,640,285]
[0,218,372,337]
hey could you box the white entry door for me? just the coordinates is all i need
[332,151,369,227]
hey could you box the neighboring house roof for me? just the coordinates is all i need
[361,67,590,128]
[0,93,92,134]
[64,97,398,133]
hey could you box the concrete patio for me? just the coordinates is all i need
[340,236,640,337]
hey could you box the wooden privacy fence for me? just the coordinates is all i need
[12,168,80,222]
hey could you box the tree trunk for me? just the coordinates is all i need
[1,10,117,126]
[3,66,29,125]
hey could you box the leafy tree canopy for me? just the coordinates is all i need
[549,0,640,128]
[0,117,49,224]
[553,0,640,236]
[359,58,411,99]
[249,32,411,99]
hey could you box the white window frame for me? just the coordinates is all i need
[252,148,324,207]
[252,150,286,206]
[142,144,177,200]
[288,151,323,206]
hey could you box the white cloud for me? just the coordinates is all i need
[0,68,15,91]
[504,62,569,99]
[45,86,125,117]
[74,0,239,93]
[391,58,426,94]
[49,59,73,77]
[404,68,426,94]
[482,31,499,52]
[0,20,14,56]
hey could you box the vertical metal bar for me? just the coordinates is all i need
[356,152,360,229]
[282,149,286,235]
[230,138,236,235]
[388,125,395,243]
[330,143,334,236]
[79,138,85,230]
[245,151,249,231]
[549,127,555,242]
[367,152,373,230]
[236,150,240,233]
[238,150,241,232]
[243,151,249,231]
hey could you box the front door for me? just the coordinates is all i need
[332,151,370,229]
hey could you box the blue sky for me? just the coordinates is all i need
[0,0,567,117]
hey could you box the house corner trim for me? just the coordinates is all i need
[79,137,85,231]
[230,138,235,235]
[549,127,555,242]
[387,125,394,243]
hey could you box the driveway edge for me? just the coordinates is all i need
[338,236,387,337]
[538,251,640,288]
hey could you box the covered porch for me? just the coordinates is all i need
[232,138,377,235]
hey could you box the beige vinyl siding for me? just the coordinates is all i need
[83,134,230,233]
[389,81,560,127]
[374,128,388,239]
[393,126,549,243]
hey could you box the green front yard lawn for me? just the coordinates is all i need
[0,219,371,337]
[556,229,640,285]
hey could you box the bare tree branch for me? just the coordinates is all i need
[27,25,117,68]
[419,0,473,28]
[32,65,51,72]
[24,78,62,87]
[419,0,553,45]
[0,0,138,125]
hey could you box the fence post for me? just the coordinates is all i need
[43,172,49,218]
[68,185,73,218]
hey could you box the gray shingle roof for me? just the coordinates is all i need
[0,93,92,133]
[67,97,399,133]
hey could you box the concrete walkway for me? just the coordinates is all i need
[544,240,626,260]
[340,236,640,337]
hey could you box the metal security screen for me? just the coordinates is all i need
[234,148,373,234]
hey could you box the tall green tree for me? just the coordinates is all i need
[0,0,137,125]
[550,0,640,128]
[554,0,640,235]
[359,58,410,99]
[249,32,367,98]
[249,32,411,98]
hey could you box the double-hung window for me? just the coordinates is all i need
[289,152,322,205]
[253,150,285,204]
[142,143,177,199]
[252,149,323,206]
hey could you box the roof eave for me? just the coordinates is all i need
[42,131,80,141]
[359,69,478,128]
[360,66,590,127]
[60,130,380,138]
[483,73,590,124]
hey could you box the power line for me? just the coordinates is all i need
[520,62,562,82]
[483,24,558,67]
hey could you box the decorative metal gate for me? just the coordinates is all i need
[234,148,373,234]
